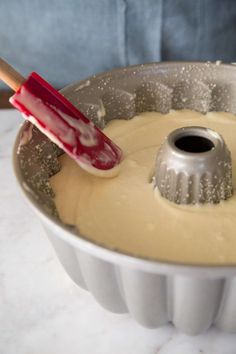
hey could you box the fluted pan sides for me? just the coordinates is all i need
[46,227,87,290]
[44,226,236,335]
[77,250,127,313]
[120,268,168,328]
[215,278,236,332]
[168,276,223,335]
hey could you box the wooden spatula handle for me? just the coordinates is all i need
[0,57,25,92]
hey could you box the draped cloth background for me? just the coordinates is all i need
[1,0,236,89]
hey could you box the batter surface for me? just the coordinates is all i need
[50,110,236,265]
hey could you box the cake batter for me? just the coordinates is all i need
[50,110,236,265]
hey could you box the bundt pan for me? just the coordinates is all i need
[13,62,236,335]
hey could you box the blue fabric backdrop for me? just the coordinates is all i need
[1,0,236,89]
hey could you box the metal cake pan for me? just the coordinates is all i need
[13,62,236,335]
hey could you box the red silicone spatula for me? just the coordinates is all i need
[0,58,122,177]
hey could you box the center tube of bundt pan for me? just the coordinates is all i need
[154,126,233,205]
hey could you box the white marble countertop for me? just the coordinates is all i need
[1,109,236,354]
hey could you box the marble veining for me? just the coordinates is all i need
[0,109,236,354]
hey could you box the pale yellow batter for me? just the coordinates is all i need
[50,110,236,265]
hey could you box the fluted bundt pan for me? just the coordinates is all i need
[13,62,236,335]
